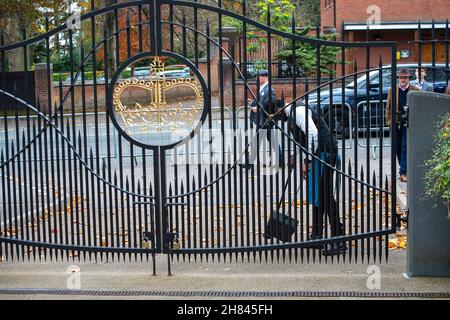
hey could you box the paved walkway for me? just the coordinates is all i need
[0,249,449,299]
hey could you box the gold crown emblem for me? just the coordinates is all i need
[112,56,203,133]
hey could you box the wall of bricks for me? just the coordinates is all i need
[322,0,450,34]
[34,63,53,114]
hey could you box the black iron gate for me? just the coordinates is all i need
[1,0,431,274]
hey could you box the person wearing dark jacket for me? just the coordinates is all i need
[284,103,347,256]
[386,68,420,182]
[243,70,281,168]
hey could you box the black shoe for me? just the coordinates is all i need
[307,233,323,249]
[322,242,348,256]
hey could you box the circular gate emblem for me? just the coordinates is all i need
[107,53,208,148]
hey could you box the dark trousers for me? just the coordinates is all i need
[394,127,407,175]
[311,152,344,238]
[247,126,282,165]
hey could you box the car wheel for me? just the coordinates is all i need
[324,108,351,139]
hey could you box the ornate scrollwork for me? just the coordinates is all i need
[112,56,203,133]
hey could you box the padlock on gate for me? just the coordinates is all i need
[168,232,181,250]
[142,231,152,249]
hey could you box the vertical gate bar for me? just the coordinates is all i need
[54,109,62,260]
[446,20,449,88]
[94,40,102,264]
[360,166,365,261]
[137,180,143,262]
[103,17,113,263]
[432,20,436,86]
[149,181,156,274]
[32,119,38,259]
[348,161,353,263]
[113,171,119,261]
[0,33,3,260]
[227,147,232,262]
[194,0,199,67]
[180,181,185,261]
[22,132,29,260]
[203,170,209,261]
[372,172,377,261]
[102,159,109,260]
[44,109,51,261]
[328,72,334,264]
[37,104,45,260]
[138,4,143,53]
[89,149,97,261]
[66,119,74,260]
[185,143,191,255]
[113,172,119,261]
[384,176,389,261]
[49,112,57,260]
[126,10,131,58]
[378,57,384,263]
[27,90,35,261]
[58,91,69,261]
[304,77,310,263]
[13,73,23,261]
[341,47,347,263]
[255,76,261,263]
[229,29,239,262]
[390,43,397,234]
[289,15,297,263]
[130,145,136,259]
[182,13,187,58]
[215,164,220,262]
[365,33,370,263]
[196,140,203,261]
[44,14,53,260]
[315,24,322,264]
[22,29,29,261]
[81,39,91,262]
[1,152,7,260]
[217,0,227,263]
[169,4,174,52]
[11,141,19,260]
[142,150,148,262]
[192,178,197,259]
[125,177,131,261]
[241,0,252,262]
[266,7,277,263]
[137,181,142,262]
[173,148,180,262]
[352,60,359,262]
[68,27,80,261]
[153,147,162,253]
[418,21,422,74]
[206,21,215,262]
[77,134,86,260]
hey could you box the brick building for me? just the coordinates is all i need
[321,0,449,70]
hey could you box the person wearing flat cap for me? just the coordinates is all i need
[243,69,282,168]
[386,68,420,183]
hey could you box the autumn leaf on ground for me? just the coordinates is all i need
[388,234,407,250]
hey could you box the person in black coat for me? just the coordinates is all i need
[242,70,282,168]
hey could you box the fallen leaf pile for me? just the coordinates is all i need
[388,233,407,250]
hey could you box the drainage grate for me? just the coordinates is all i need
[0,288,449,298]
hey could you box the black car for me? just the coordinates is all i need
[302,63,448,138]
